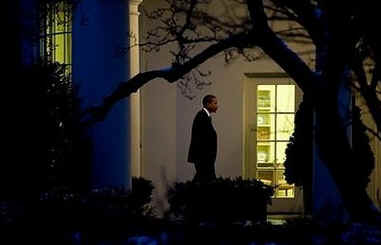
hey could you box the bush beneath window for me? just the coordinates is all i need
[166,177,274,224]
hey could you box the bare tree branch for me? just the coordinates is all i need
[364,125,381,141]
[82,32,250,124]
[247,0,316,94]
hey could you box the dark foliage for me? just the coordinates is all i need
[284,96,375,216]
[166,177,274,224]
[283,97,313,213]
[1,177,155,227]
[38,177,154,227]
[284,97,313,187]
[1,60,92,199]
[31,60,92,192]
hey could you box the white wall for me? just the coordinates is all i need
[139,0,320,215]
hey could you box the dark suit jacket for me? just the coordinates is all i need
[188,109,217,164]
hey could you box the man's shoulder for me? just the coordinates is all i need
[194,110,208,119]
[196,109,205,115]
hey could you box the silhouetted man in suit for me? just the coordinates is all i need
[188,95,218,183]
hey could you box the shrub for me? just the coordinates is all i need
[10,60,92,194]
[284,98,313,187]
[166,177,274,224]
[82,177,155,225]
[1,177,156,227]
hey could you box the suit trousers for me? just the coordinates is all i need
[193,160,216,184]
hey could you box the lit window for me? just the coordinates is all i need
[40,2,72,77]
[256,85,295,198]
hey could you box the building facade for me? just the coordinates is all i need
[34,0,381,215]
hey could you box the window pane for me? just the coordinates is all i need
[55,11,66,32]
[257,170,273,186]
[277,85,295,112]
[257,85,275,112]
[56,34,65,64]
[42,2,72,66]
[276,114,294,140]
[276,142,289,166]
[257,142,274,167]
[257,114,274,140]
[274,169,294,198]
[66,33,72,64]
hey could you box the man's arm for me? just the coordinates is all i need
[193,112,211,156]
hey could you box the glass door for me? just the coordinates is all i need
[244,75,303,213]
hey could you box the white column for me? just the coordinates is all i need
[129,0,143,177]
[73,0,132,188]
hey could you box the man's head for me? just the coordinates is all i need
[202,94,218,113]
